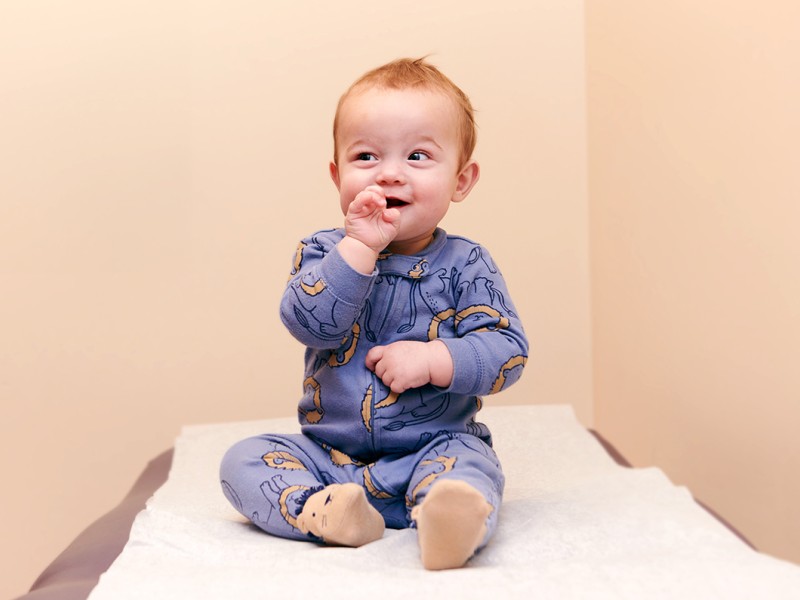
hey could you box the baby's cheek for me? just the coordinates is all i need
[339,196,352,216]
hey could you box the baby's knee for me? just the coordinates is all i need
[219,436,257,479]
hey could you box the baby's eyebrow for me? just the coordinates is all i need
[415,136,444,150]
[343,135,445,155]
[344,138,375,153]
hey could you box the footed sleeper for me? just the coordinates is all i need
[220,228,528,564]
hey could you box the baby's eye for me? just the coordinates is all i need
[356,152,377,161]
[408,151,430,161]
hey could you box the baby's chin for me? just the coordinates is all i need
[386,232,436,255]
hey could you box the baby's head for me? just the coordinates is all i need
[332,58,477,170]
[330,58,481,255]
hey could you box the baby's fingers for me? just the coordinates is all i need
[350,187,385,214]
[365,346,384,372]
[382,207,401,224]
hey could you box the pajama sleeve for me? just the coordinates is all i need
[436,244,529,396]
[280,230,375,350]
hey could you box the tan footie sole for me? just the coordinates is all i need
[411,479,492,570]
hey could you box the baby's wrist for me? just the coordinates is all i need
[427,340,454,388]
[338,235,379,275]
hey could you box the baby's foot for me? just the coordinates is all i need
[410,479,492,570]
[297,483,385,547]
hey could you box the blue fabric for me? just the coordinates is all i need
[280,227,528,461]
[221,228,527,543]
[220,431,504,542]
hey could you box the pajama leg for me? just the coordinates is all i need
[406,433,505,551]
[357,452,418,529]
[219,433,336,541]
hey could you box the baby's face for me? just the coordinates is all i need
[331,86,475,255]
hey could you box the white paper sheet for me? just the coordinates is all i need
[89,405,800,599]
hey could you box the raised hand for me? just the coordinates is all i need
[344,185,401,253]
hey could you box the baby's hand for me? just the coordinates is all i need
[365,340,453,394]
[344,186,401,253]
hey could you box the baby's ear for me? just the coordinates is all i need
[452,160,480,203]
[329,162,341,190]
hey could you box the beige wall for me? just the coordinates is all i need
[4,1,797,597]
[588,0,800,565]
[1,2,591,597]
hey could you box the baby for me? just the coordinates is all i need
[220,57,528,570]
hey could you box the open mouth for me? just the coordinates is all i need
[386,197,409,208]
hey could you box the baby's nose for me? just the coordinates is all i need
[376,160,405,185]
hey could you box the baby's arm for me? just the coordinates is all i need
[338,186,401,274]
[365,340,454,393]
[280,230,374,349]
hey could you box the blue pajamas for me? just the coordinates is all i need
[220,431,504,543]
[220,228,527,546]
